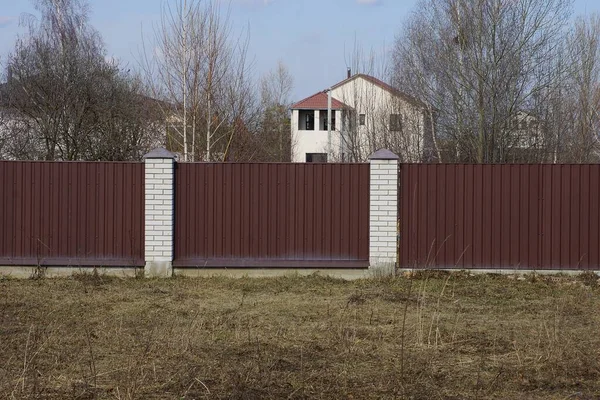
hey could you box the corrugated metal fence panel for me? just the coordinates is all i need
[0,161,144,266]
[174,163,370,268]
[399,164,600,270]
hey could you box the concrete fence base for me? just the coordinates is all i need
[3,265,595,280]
[0,266,139,279]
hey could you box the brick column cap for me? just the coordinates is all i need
[369,149,399,160]
[144,148,176,159]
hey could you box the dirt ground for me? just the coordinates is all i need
[1,270,600,399]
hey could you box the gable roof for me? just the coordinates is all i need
[330,73,427,109]
[291,91,350,110]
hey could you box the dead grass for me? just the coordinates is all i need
[1,271,600,399]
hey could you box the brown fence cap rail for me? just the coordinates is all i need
[144,148,176,159]
[369,149,399,160]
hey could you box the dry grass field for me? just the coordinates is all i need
[1,270,600,399]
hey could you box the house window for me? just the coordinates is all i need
[320,110,336,131]
[306,153,328,163]
[359,114,365,125]
[306,113,314,130]
[389,114,402,132]
[298,110,315,130]
[511,116,519,128]
[350,111,357,131]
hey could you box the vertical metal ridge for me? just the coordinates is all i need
[0,161,144,265]
[173,163,370,266]
[399,164,600,270]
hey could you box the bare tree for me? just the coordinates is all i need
[393,0,572,163]
[557,14,600,162]
[141,0,255,162]
[0,65,8,157]
[327,40,429,162]
[257,61,294,161]
[338,40,387,161]
[3,0,160,161]
[260,61,293,108]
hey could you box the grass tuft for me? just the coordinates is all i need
[1,272,599,399]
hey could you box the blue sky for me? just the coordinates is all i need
[1,0,600,101]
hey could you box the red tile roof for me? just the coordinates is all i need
[291,91,350,110]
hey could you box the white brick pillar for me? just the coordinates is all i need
[143,148,175,278]
[368,149,399,274]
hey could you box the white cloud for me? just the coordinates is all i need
[0,16,17,28]
[231,0,276,6]
[356,0,382,5]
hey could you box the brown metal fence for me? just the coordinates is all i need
[174,163,370,268]
[0,161,144,266]
[399,164,600,270]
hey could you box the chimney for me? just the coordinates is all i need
[347,68,351,79]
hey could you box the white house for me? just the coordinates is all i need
[512,110,543,149]
[290,72,431,162]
